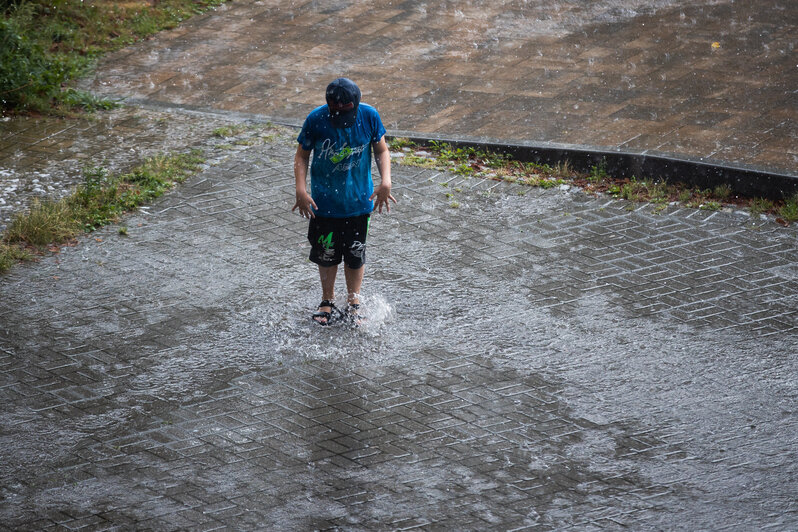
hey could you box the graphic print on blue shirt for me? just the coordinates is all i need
[297,103,386,218]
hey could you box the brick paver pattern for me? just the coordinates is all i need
[82,0,798,174]
[1,124,796,529]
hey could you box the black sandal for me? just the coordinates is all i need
[345,303,364,327]
[312,300,341,326]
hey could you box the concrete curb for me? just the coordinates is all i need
[387,130,798,201]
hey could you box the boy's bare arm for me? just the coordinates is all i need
[370,138,397,213]
[292,145,317,218]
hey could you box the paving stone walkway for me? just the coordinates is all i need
[1,118,797,529]
[81,0,797,175]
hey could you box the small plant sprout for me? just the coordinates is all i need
[778,194,798,223]
[749,198,774,218]
[589,159,609,183]
[212,124,248,138]
[388,137,416,150]
[713,184,732,200]
[700,201,722,211]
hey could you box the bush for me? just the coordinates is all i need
[0,12,68,111]
[1,0,226,114]
[0,0,23,14]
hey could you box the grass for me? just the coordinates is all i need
[388,137,798,224]
[212,124,248,138]
[1,0,228,114]
[0,241,33,271]
[777,194,798,223]
[1,149,204,273]
[3,196,81,246]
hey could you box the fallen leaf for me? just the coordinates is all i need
[776,217,789,227]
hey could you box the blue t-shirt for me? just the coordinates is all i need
[297,103,386,218]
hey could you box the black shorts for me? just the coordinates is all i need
[307,214,370,268]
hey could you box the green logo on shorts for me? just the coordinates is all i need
[318,232,334,250]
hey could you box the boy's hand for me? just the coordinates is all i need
[370,184,397,214]
[292,191,317,218]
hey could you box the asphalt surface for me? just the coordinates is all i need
[1,0,797,530]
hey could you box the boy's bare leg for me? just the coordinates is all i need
[315,265,338,324]
[319,265,337,298]
[344,264,364,306]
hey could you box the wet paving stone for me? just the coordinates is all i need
[80,0,798,175]
[1,129,796,530]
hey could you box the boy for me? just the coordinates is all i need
[292,78,396,325]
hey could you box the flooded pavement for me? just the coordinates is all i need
[1,129,796,529]
[80,0,798,175]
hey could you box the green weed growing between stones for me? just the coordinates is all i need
[588,159,609,183]
[748,198,774,218]
[212,124,248,138]
[778,194,798,223]
[713,184,732,201]
[699,201,722,211]
[0,242,32,273]
[387,137,416,151]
